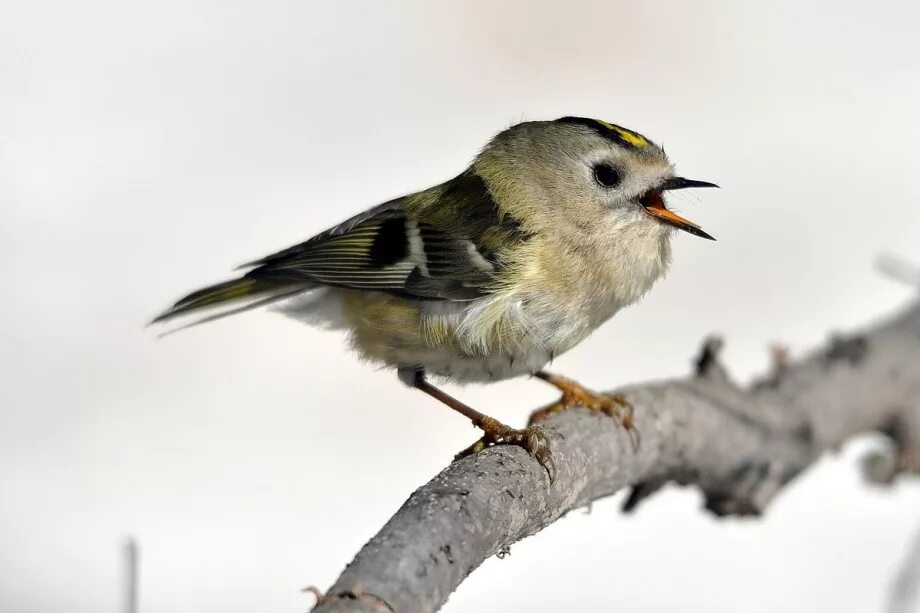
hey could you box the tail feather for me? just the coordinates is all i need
[154,286,309,337]
[150,277,309,327]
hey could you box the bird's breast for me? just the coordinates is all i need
[503,226,672,352]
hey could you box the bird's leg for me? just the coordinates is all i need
[529,370,639,451]
[406,370,555,481]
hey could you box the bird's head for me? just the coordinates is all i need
[477,116,718,241]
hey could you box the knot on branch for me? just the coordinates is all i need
[306,585,395,613]
[703,458,803,516]
[860,448,920,485]
[767,344,790,387]
[694,335,728,381]
[863,449,900,485]
[825,333,869,367]
[622,477,669,513]
[753,344,794,390]
[863,410,920,484]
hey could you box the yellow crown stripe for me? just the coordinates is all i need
[594,119,650,148]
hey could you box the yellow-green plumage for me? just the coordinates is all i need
[154,116,717,383]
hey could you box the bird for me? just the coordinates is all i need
[152,116,718,479]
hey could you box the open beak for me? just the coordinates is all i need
[639,177,719,240]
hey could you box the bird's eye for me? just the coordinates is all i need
[593,164,621,188]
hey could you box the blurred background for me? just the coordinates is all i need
[3,1,920,611]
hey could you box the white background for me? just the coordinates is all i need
[3,1,920,612]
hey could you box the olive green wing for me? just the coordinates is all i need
[241,170,529,301]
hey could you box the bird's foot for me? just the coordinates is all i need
[529,372,639,451]
[455,416,556,482]
[407,370,556,482]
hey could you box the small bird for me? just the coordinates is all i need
[152,117,718,478]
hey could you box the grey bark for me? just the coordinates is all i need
[311,299,920,613]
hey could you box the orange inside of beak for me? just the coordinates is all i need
[639,190,701,231]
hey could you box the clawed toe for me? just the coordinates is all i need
[455,424,556,482]
[603,394,640,452]
[529,372,640,452]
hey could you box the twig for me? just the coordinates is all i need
[888,520,920,613]
[122,537,138,613]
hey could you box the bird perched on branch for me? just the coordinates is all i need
[152,116,718,479]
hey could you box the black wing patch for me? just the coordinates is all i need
[368,216,409,268]
[238,172,529,301]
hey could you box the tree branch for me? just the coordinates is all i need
[312,300,920,613]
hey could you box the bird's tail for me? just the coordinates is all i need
[150,276,311,335]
